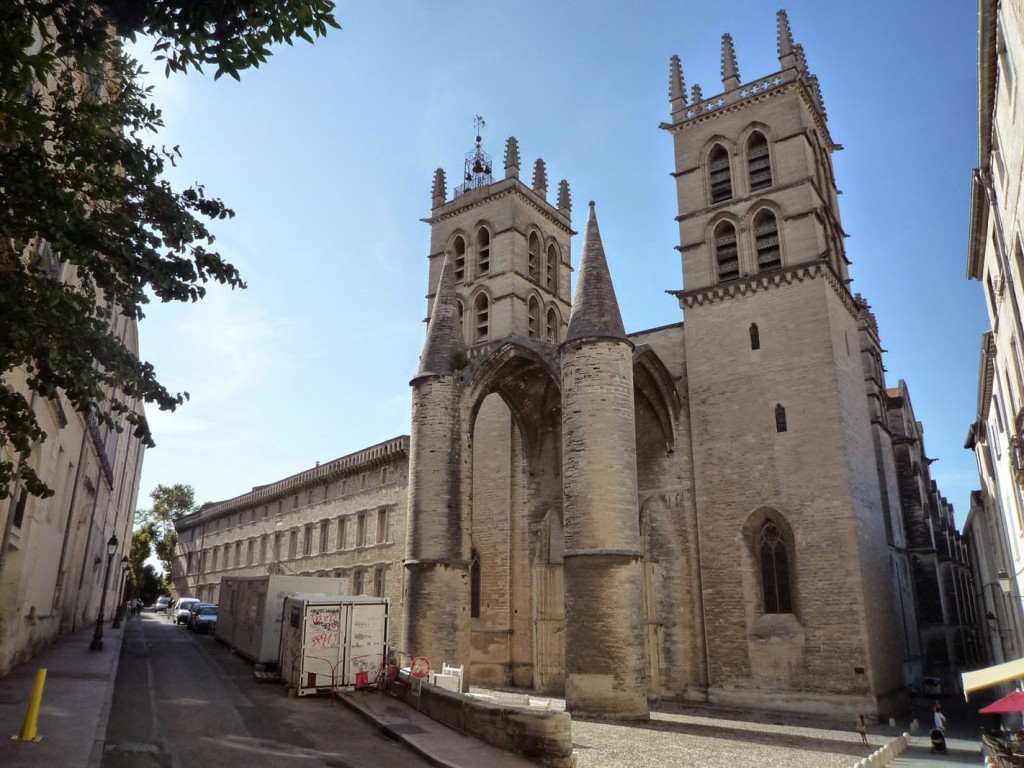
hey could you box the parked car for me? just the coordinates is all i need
[189,604,218,635]
[185,601,216,630]
[153,596,171,613]
[173,598,201,625]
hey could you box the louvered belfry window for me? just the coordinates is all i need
[709,145,732,203]
[474,293,489,342]
[528,296,540,338]
[528,233,540,282]
[754,211,781,271]
[747,132,772,191]
[715,222,739,282]
[453,236,466,282]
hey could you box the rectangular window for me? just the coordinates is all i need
[200,550,207,574]
[186,552,193,575]
[293,495,299,510]
[376,507,388,545]
[11,488,28,529]
[247,539,255,565]
[341,478,348,495]
[235,541,242,566]
[353,569,364,595]
[273,533,282,560]
[320,521,330,554]
[373,565,386,598]
[224,544,231,568]
[303,524,314,556]
[360,473,367,490]
[356,513,366,548]
[337,517,347,550]
[260,535,268,563]
[380,466,389,485]
[288,530,298,559]
[212,548,219,571]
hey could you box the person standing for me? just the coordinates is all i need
[856,714,869,746]
[933,702,947,732]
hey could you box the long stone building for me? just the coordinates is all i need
[175,11,975,719]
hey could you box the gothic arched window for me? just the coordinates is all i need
[759,521,792,614]
[453,236,466,282]
[474,293,489,343]
[545,244,558,293]
[753,210,781,271]
[709,144,732,204]
[476,227,491,276]
[714,221,739,282]
[528,232,540,283]
[546,307,558,343]
[528,296,540,339]
[747,131,772,191]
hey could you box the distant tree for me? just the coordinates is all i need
[135,483,196,576]
[0,0,341,500]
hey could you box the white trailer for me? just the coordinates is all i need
[279,595,388,696]
[216,575,350,665]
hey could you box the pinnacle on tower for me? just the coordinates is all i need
[504,136,521,180]
[431,168,447,209]
[417,254,464,376]
[566,202,625,341]
[776,9,797,69]
[691,83,703,103]
[721,33,740,91]
[557,179,572,216]
[533,158,548,200]
[669,55,687,116]
[793,42,808,74]
[808,73,827,121]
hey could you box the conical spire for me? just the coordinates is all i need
[504,136,520,180]
[669,55,687,114]
[566,202,625,341]
[431,168,447,209]
[557,179,572,216]
[721,33,740,90]
[532,158,548,199]
[418,254,464,376]
[776,9,796,69]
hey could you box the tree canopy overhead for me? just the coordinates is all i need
[0,1,340,499]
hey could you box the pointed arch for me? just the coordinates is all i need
[743,508,797,617]
[472,290,490,343]
[528,295,541,339]
[633,346,681,451]
[752,208,781,271]
[713,220,739,282]
[528,231,541,283]
[451,233,468,282]
[545,242,559,294]
[708,143,733,204]
[746,130,772,191]
[546,306,560,343]
[476,225,491,276]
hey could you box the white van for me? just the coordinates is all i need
[173,597,201,624]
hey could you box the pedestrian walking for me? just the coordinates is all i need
[933,701,947,732]
[855,714,869,746]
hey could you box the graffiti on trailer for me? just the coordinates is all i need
[309,610,340,632]
[309,632,338,649]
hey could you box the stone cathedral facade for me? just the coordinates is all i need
[175,11,977,721]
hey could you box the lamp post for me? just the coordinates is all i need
[89,534,118,651]
[112,555,130,628]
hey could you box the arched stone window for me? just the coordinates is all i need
[758,521,792,614]
[476,227,491,276]
[528,232,540,283]
[453,235,466,282]
[474,293,489,343]
[747,131,772,191]
[528,296,540,339]
[753,210,781,271]
[749,323,760,350]
[709,144,732,204]
[714,221,739,282]
[775,404,787,433]
[546,307,558,343]
[545,244,558,293]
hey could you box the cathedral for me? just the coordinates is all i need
[174,11,977,722]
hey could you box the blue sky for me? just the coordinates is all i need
[132,1,987,528]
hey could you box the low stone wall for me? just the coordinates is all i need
[414,684,574,768]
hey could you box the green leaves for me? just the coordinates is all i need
[1,0,340,499]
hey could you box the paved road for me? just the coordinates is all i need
[100,613,435,768]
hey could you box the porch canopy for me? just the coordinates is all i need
[963,658,1024,700]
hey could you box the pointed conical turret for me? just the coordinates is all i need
[504,136,520,180]
[721,33,740,90]
[669,55,687,117]
[532,158,548,199]
[418,254,464,376]
[431,168,447,209]
[557,179,572,216]
[566,202,625,341]
[776,9,797,70]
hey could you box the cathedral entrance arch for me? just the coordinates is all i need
[462,342,564,691]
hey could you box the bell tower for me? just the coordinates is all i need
[422,118,574,352]
[663,11,906,716]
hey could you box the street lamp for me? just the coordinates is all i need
[89,534,118,651]
[999,567,1013,596]
[112,555,130,628]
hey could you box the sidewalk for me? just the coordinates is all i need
[0,616,126,768]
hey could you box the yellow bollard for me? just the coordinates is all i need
[11,668,46,742]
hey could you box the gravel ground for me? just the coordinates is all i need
[470,687,909,768]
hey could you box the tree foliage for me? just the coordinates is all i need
[0,0,340,499]
[135,483,196,576]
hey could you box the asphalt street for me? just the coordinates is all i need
[100,612,436,768]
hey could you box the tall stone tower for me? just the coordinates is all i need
[663,11,905,713]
